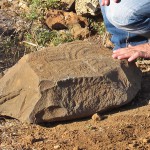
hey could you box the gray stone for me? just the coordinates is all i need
[75,0,100,16]
[0,41,142,124]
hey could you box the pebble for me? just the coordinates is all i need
[142,138,150,143]
[54,145,61,149]
[92,113,102,122]
[128,143,139,148]
[73,146,80,150]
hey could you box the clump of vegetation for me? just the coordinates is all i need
[19,0,107,51]
[24,0,62,20]
[26,0,62,9]
[88,18,106,36]
[19,0,75,50]
[24,28,74,47]
[88,17,114,48]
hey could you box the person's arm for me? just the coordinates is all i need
[112,43,150,62]
[101,0,119,6]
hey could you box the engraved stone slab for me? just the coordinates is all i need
[0,41,142,124]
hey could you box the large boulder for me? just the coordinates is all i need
[0,41,142,124]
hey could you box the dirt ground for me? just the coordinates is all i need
[0,71,150,150]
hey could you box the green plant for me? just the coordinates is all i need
[50,31,74,46]
[36,28,54,46]
[25,10,39,20]
[22,0,61,21]
[24,33,32,42]
[43,0,62,9]
[97,22,106,35]
[36,29,74,46]
[24,27,74,47]
[21,0,73,49]
[88,18,106,36]
[26,0,61,9]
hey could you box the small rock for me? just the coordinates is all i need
[90,126,97,130]
[128,143,139,148]
[18,1,29,12]
[11,132,19,136]
[142,138,150,143]
[54,145,61,149]
[70,23,89,39]
[24,135,34,144]
[126,125,133,128]
[92,113,102,122]
[73,146,80,150]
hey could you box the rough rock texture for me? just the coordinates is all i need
[0,41,142,124]
[75,0,100,16]
[45,9,89,38]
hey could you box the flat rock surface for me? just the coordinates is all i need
[0,41,142,123]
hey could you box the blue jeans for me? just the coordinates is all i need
[99,0,149,50]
